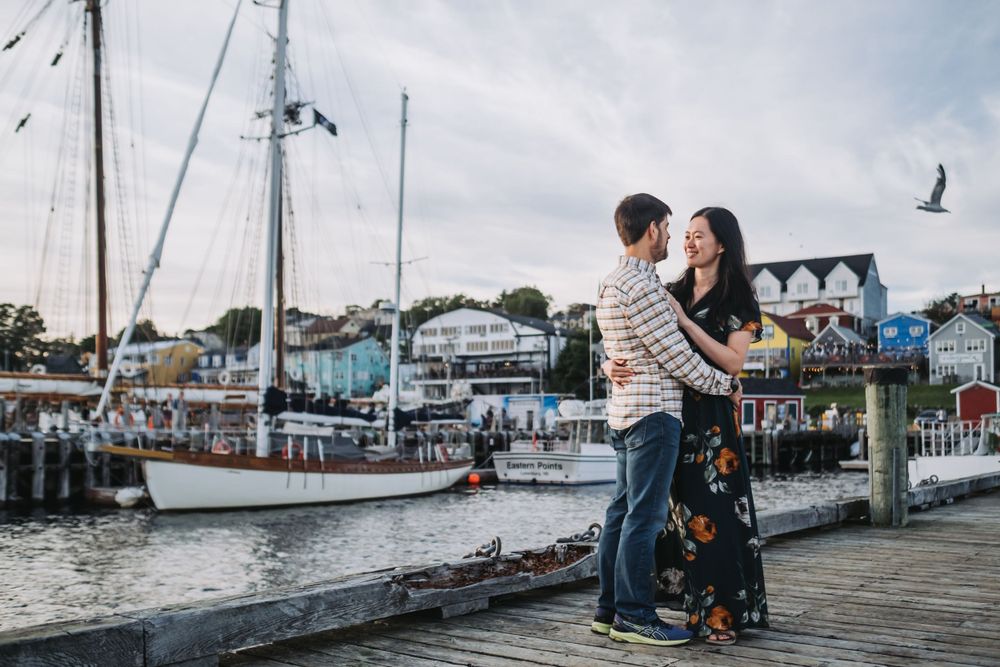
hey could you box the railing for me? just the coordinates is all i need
[802,350,925,365]
[916,420,985,456]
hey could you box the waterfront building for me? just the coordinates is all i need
[550,304,595,332]
[784,303,857,336]
[928,313,999,385]
[876,312,935,354]
[744,312,813,381]
[410,308,566,400]
[737,378,805,431]
[285,336,389,398]
[91,339,204,384]
[750,253,887,337]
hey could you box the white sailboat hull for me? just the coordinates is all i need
[492,450,616,485]
[142,459,473,510]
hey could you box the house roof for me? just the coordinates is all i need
[950,380,1000,395]
[119,339,200,355]
[814,323,866,345]
[750,253,875,287]
[485,309,557,334]
[740,378,804,396]
[785,303,851,318]
[928,312,999,340]
[875,312,934,327]
[305,317,349,335]
[761,311,814,341]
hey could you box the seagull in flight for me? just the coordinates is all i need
[915,164,950,213]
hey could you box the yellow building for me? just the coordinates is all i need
[743,312,814,381]
[93,340,204,384]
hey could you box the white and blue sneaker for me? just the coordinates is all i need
[591,606,615,635]
[608,614,693,646]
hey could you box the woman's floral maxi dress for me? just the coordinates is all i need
[653,290,770,637]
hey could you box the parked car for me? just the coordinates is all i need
[914,409,945,428]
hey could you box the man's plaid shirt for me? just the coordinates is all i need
[597,256,733,429]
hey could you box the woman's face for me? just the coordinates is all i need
[684,216,724,269]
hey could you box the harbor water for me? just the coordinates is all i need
[0,472,867,631]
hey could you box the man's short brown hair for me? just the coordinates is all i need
[614,193,672,246]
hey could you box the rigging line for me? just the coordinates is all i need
[0,0,55,53]
[1,0,65,137]
[0,1,38,46]
[315,0,397,207]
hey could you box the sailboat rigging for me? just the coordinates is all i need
[88,0,472,510]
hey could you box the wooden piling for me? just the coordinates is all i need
[0,434,9,505]
[58,434,72,500]
[864,366,908,527]
[31,432,45,502]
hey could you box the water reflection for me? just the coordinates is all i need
[0,472,867,631]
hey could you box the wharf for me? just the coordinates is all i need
[226,491,1000,667]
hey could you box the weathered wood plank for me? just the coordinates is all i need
[0,615,144,667]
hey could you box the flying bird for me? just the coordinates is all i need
[914,164,950,213]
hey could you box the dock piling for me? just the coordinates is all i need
[864,366,908,527]
[31,432,45,502]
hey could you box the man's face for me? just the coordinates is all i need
[651,215,670,262]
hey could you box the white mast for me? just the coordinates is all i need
[93,0,242,423]
[256,0,289,457]
[386,90,408,448]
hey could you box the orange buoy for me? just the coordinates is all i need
[468,473,481,485]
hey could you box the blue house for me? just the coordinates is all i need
[286,337,389,398]
[876,313,934,354]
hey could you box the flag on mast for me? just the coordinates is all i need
[313,108,338,136]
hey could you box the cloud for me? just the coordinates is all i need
[1,0,998,338]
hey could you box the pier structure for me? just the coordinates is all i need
[1,472,997,666]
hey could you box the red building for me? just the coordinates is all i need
[951,381,1000,422]
[785,303,859,336]
[738,378,806,431]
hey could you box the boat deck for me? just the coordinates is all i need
[225,491,1000,666]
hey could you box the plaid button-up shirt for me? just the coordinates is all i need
[597,255,733,429]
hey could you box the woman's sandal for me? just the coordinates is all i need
[705,630,737,645]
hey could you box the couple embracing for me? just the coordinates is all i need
[592,193,769,647]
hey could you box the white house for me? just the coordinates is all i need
[750,254,887,336]
[410,308,566,400]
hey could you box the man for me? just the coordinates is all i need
[593,193,739,646]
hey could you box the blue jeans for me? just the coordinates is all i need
[596,412,681,623]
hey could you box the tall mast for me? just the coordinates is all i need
[86,0,108,375]
[256,0,289,456]
[275,185,285,389]
[386,90,408,448]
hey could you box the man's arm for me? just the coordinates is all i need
[622,277,733,395]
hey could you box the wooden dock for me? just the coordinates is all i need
[224,491,1000,667]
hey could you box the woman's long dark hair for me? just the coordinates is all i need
[668,207,756,325]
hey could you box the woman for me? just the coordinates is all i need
[604,206,769,645]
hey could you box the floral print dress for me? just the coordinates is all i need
[654,289,770,637]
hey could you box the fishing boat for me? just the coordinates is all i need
[77,0,473,508]
[492,400,615,485]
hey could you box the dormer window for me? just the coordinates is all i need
[956,322,966,334]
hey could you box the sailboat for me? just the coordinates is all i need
[92,0,473,510]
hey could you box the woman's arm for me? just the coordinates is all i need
[665,292,752,376]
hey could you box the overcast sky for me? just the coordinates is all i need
[1,0,998,339]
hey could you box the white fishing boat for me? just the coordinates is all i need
[907,413,1000,485]
[88,0,472,509]
[493,401,615,485]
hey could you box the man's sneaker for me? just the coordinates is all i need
[591,607,615,635]
[608,614,693,646]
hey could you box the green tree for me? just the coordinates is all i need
[0,304,48,371]
[404,294,490,329]
[207,307,263,347]
[922,293,959,326]
[114,319,165,344]
[549,331,605,399]
[494,286,552,319]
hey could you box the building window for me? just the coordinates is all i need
[883,327,898,338]
[796,282,809,295]
[835,279,848,292]
[467,341,488,352]
[489,322,509,333]
[956,322,966,334]
[741,401,755,428]
[936,364,956,378]
[908,325,924,337]
[935,340,956,353]
[423,328,438,337]
[759,286,771,298]
[966,339,987,352]
[466,324,486,335]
